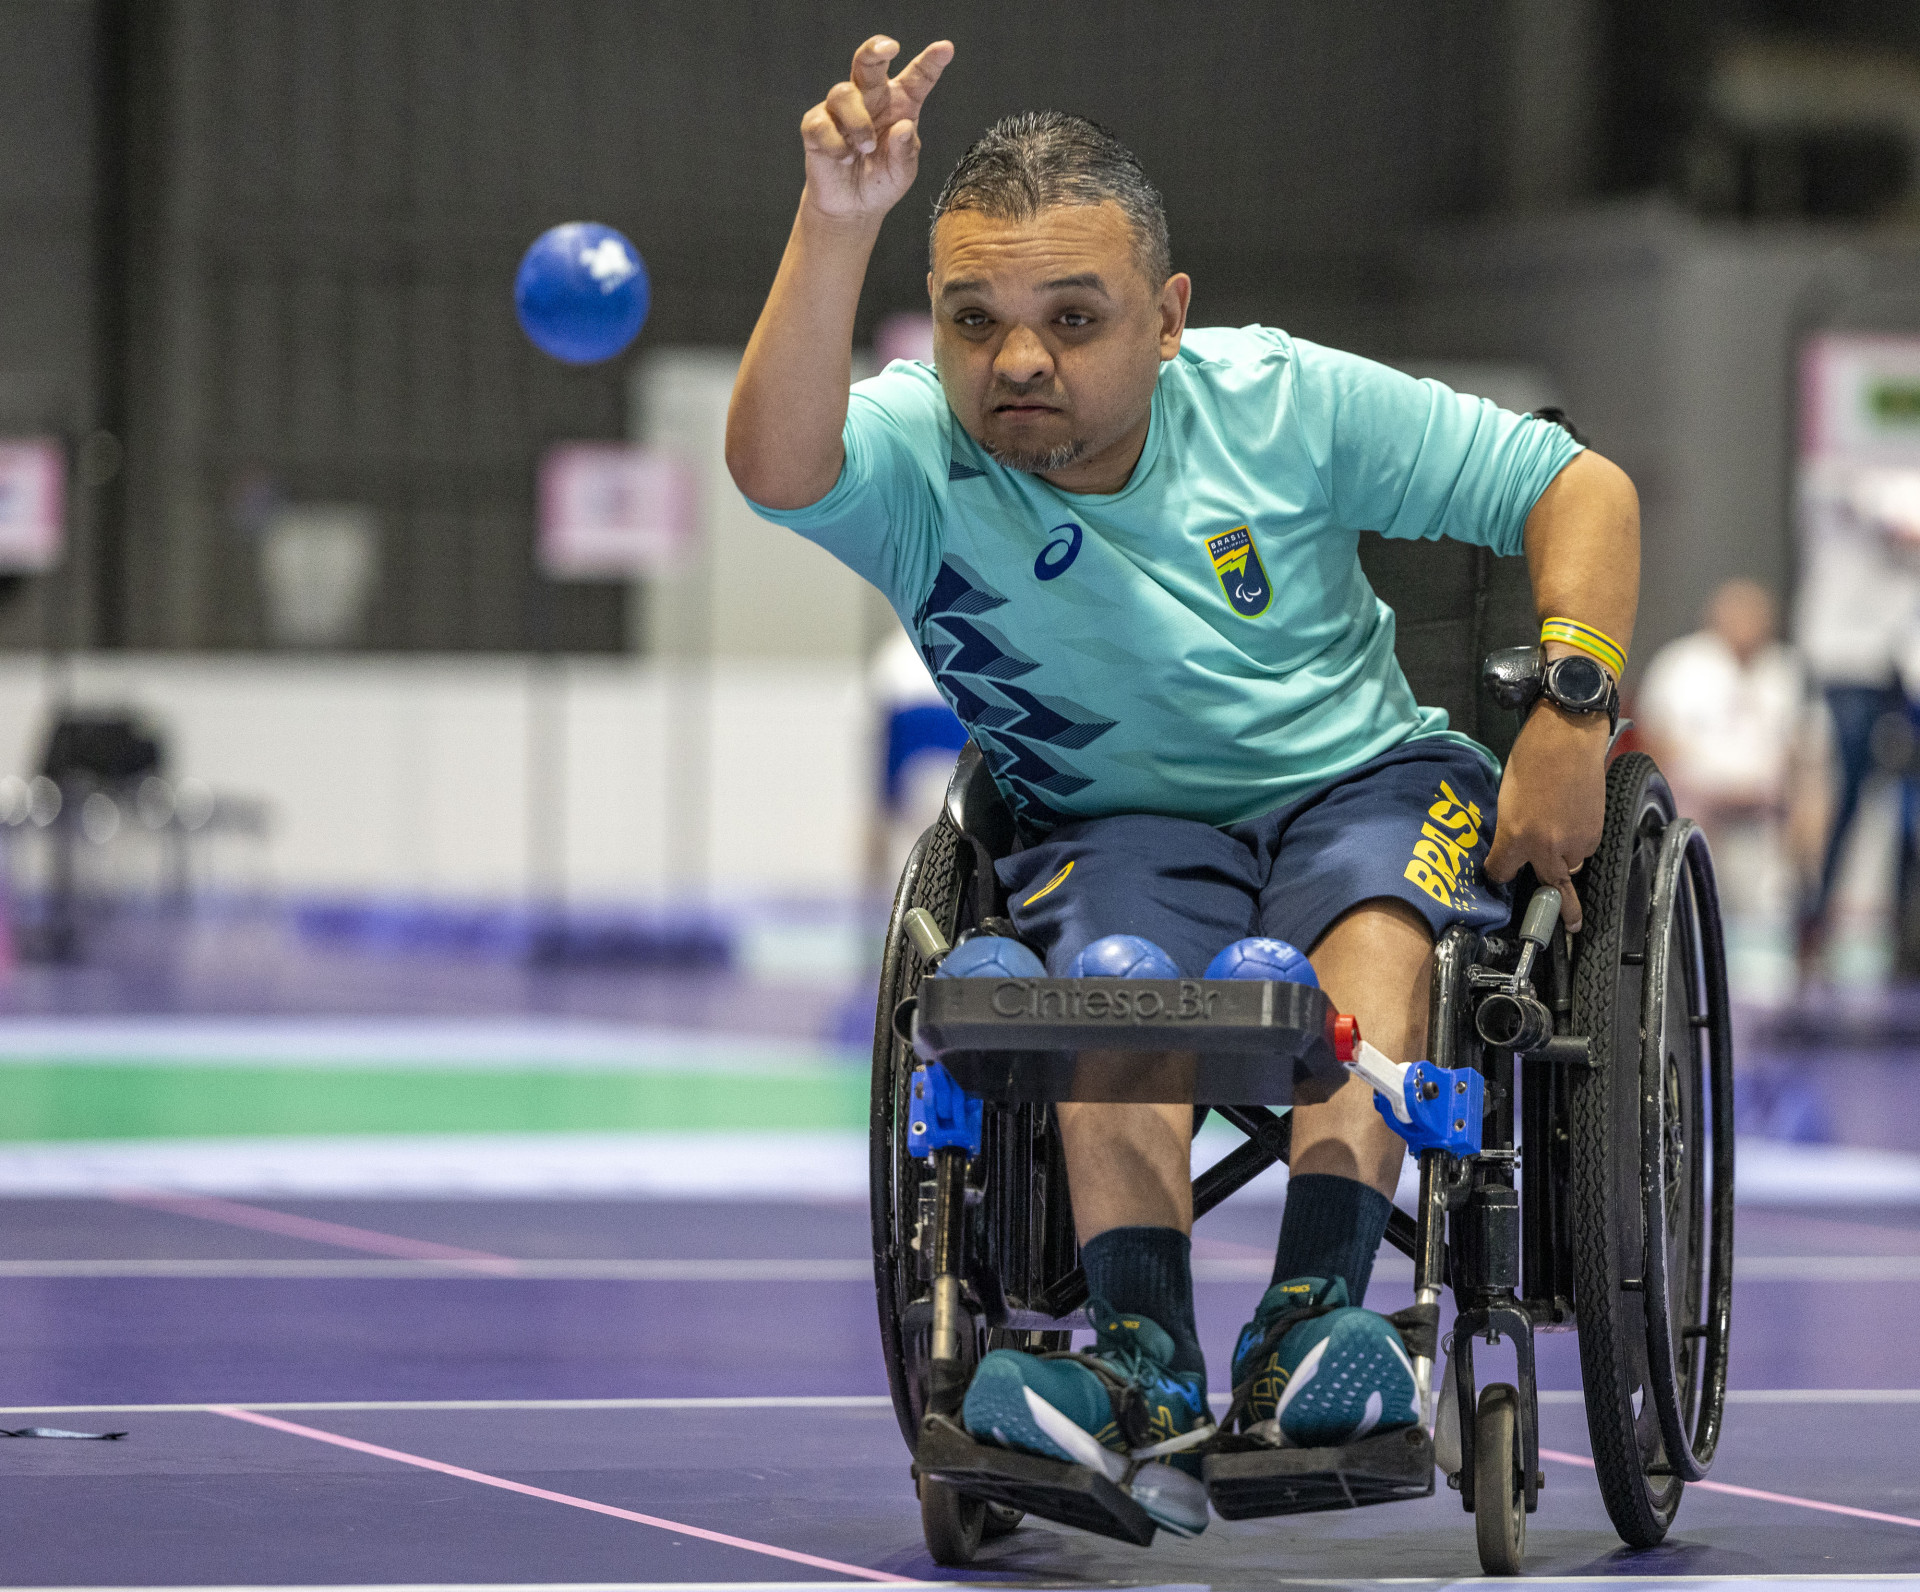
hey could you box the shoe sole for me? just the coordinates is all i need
[1246,1322,1422,1448]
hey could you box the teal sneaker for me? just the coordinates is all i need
[1228,1276,1420,1448]
[962,1299,1212,1536]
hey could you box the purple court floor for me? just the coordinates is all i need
[0,1193,1912,1587]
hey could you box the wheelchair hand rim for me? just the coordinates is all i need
[1637,818,1735,1482]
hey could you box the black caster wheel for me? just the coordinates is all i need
[1474,1383,1526,1575]
[920,1475,986,1564]
[981,1501,1023,1540]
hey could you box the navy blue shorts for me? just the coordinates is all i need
[995,739,1510,977]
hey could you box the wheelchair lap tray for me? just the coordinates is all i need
[908,977,1482,1142]
[910,975,1345,1105]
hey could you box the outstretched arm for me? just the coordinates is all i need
[725,35,953,510]
[1485,449,1641,931]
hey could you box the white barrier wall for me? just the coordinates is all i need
[0,655,872,904]
[0,350,909,908]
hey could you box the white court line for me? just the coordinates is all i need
[0,1258,878,1280]
[4,1390,1918,1416]
[0,1254,1910,1281]
[0,1016,856,1071]
[1323,1581,1920,1587]
[1734,1256,1920,1281]
[1308,1580,1920,1587]
[1206,1389,1920,1408]
[3,1579,1916,1592]
[0,1395,901,1414]
[1497,1389,1920,1407]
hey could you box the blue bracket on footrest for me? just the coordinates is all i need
[908,1063,983,1159]
[1373,1061,1484,1157]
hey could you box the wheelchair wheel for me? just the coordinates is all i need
[918,1474,1022,1567]
[873,813,973,1450]
[873,805,1077,1460]
[1569,752,1735,1548]
[919,1475,984,1564]
[1474,1383,1526,1575]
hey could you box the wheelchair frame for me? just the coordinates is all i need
[871,740,1735,1576]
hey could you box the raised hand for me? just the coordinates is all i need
[800,35,954,223]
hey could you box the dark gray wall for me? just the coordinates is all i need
[10,0,1919,654]
[0,0,102,650]
[93,0,1508,652]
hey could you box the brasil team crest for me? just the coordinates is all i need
[1206,525,1271,617]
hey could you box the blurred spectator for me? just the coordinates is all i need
[1795,465,1920,976]
[1641,580,1808,831]
[1639,580,1814,992]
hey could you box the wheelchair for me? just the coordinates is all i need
[870,534,1736,1575]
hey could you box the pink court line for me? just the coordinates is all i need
[113,1190,523,1274]
[210,1406,915,1583]
[1541,1447,1920,1531]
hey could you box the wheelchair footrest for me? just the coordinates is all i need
[915,1414,1157,1547]
[1202,1423,1435,1520]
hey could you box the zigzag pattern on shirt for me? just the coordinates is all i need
[914,560,1006,627]
[914,556,1117,831]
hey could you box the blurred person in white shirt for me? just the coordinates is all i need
[1794,463,1920,977]
[1639,579,1815,993]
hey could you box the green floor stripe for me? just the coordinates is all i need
[0,1065,867,1140]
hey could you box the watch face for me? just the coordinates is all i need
[1548,654,1609,710]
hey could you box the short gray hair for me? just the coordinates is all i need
[930,111,1172,288]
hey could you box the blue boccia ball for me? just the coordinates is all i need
[1068,933,1182,979]
[1203,936,1319,987]
[936,935,1047,979]
[514,223,650,364]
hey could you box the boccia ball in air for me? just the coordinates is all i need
[1068,934,1181,979]
[936,935,1047,979]
[1204,936,1319,987]
[514,223,650,364]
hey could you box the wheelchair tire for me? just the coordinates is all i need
[919,1475,985,1565]
[1473,1383,1526,1576]
[872,808,1077,1463]
[1570,751,1731,1547]
[873,813,973,1450]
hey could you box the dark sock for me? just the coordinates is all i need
[1270,1172,1394,1305]
[1081,1225,1205,1379]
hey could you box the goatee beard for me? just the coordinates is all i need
[982,435,1088,474]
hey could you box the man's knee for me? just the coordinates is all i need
[1309,896,1433,1057]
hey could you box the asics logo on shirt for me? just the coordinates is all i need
[1034,522,1083,581]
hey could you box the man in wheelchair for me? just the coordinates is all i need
[729,36,1640,1545]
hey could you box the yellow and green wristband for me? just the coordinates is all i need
[1540,617,1626,678]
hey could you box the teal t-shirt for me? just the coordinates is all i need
[749,325,1580,833]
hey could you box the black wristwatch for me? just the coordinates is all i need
[1482,644,1619,732]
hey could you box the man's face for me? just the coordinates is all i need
[928,202,1188,487]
